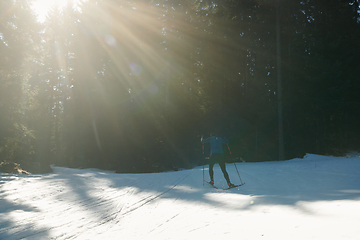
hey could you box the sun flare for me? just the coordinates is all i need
[31,0,80,22]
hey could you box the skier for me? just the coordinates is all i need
[201,133,235,188]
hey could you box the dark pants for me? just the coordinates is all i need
[209,153,231,183]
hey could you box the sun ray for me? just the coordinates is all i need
[31,0,80,22]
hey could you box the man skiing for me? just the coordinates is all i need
[201,133,235,188]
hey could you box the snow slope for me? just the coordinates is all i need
[1,154,360,240]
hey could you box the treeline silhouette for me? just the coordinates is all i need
[1,0,359,173]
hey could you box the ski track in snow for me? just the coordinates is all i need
[1,154,360,239]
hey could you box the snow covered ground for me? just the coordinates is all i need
[1,153,360,240]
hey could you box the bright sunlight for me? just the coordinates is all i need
[31,0,80,22]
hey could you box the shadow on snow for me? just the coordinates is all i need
[1,157,360,239]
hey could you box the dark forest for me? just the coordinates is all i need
[1,0,359,173]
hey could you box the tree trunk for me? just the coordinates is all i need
[276,0,285,160]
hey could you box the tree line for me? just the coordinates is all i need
[1,0,359,173]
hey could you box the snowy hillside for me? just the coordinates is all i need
[1,154,360,240]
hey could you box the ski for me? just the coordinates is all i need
[204,180,218,189]
[205,180,245,190]
[224,182,245,190]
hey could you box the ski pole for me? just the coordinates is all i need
[227,144,243,184]
[227,144,232,155]
[202,142,205,185]
[234,161,244,185]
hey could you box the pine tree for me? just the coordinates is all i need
[0,0,41,168]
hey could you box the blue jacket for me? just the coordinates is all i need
[201,136,229,154]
